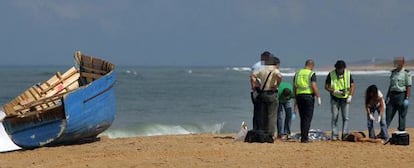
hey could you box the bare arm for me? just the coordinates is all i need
[293,85,297,96]
[293,85,298,112]
[250,74,258,91]
[293,75,297,96]
[365,106,371,115]
[379,97,385,116]
[406,86,411,99]
[350,83,355,96]
[311,81,320,98]
[385,85,391,100]
[274,73,282,91]
[325,83,334,94]
[324,74,333,93]
[292,75,298,111]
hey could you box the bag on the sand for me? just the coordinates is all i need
[388,131,409,145]
[244,130,274,143]
[234,121,248,141]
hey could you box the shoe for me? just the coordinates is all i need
[285,134,292,140]
[273,135,281,140]
[301,140,311,143]
[300,139,311,143]
[281,135,288,140]
[376,134,387,140]
[331,137,339,141]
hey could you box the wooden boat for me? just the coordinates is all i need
[1,51,116,148]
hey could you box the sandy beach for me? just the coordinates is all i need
[0,128,413,168]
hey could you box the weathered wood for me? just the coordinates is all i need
[2,51,115,117]
[44,72,80,97]
[15,76,79,114]
[13,90,70,114]
[81,66,108,75]
[41,67,78,94]
[3,69,79,116]
[81,72,102,81]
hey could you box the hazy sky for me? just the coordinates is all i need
[1,0,413,67]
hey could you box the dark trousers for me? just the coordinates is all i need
[296,94,315,142]
[252,91,278,134]
[386,92,408,131]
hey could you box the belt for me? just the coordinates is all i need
[262,90,277,94]
[297,94,313,96]
[390,91,405,94]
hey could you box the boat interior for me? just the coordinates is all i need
[2,51,114,121]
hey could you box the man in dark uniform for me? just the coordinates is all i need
[293,59,321,143]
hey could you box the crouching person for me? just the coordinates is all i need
[365,84,389,141]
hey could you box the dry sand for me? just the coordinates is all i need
[1,128,413,168]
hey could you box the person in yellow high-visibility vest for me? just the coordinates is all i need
[324,60,355,141]
[293,59,321,143]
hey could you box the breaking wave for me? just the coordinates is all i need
[227,67,390,77]
[100,122,225,139]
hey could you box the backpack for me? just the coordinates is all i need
[244,130,274,143]
[385,131,410,146]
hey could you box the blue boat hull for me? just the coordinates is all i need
[2,71,116,148]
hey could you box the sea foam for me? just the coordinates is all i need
[100,122,225,139]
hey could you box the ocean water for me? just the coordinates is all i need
[1,66,413,138]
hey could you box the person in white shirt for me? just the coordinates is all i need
[365,84,389,141]
[250,52,282,136]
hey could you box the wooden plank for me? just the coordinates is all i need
[39,82,52,96]
[14,92,66,113]
[81,72,103,81]
[20,91,34,106]
[44,74,60,89]
[39,67,77,95]
[45,72,80,97]
[61,67,78,78]
[81,66,108,75]
[3,104,17,116]
[66,82,79,90]
[41,67,78,94]
[64,75,80,90]
[11,72,79,115]
[28,88,38,100]
[28,88,49,110]
[31,87,42,99]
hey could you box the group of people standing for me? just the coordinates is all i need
[250,51,412,143]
